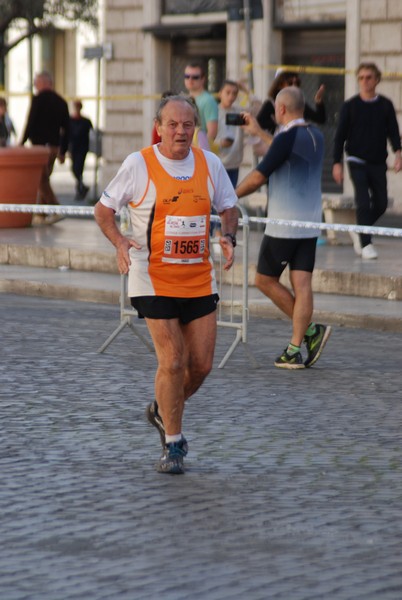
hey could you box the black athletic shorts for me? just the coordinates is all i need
[131,294,219,325]
[257,235,318,277]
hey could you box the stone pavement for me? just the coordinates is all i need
[1,293,402,599]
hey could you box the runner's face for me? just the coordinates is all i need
[157,100,196,159]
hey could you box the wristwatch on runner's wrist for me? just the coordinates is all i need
[223,233,237,247]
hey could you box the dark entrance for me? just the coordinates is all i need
[283,28,345,193]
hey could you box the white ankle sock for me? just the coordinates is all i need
[166,433,182,444]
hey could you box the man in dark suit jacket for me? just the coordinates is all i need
[21,71,70,224]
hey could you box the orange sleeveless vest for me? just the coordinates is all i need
[140,146,216,297]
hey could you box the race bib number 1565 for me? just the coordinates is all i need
[163,215,207,264]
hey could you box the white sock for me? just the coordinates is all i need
[165,433,183,444]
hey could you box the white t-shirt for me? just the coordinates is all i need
[100,145,237,215]
[100,145,238,297]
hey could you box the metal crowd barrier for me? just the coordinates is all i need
[97,205,259,369]
[96,273,154,354]
[211,205,259,369]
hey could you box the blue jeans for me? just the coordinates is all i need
[348,162,388,247]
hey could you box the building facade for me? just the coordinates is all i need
[4,1,402,209]
[99,0,402,209]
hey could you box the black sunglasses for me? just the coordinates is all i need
[184,74,201,80]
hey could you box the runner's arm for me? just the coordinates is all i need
[94,202,141,275]
[218,206,238,271]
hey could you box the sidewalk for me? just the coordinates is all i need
[1,160,402,331]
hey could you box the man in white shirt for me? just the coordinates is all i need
[94,96,238,474]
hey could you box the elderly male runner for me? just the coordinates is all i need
[236,86,331,369]
[94,95,238,474]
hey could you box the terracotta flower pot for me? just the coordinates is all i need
[0,146,50,228]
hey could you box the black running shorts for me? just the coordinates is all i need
[131,294,219,325]
[257,235,318,277]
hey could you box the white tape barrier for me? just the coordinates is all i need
[0,204,95,217]
[248,216,402,238]
[1,204,401,239]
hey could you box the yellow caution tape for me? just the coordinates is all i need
[2,63,402,100]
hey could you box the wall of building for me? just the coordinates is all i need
[276,0,346,22]
[101,0,150,186]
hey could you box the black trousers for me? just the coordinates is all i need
[71,149,88,188]
[347,161,388,247]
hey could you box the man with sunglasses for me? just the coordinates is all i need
[184,62,218,147]
[333,62,401,259]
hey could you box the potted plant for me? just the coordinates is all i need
[0,145,50,227]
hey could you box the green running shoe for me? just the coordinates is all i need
[274,348,305,369]
[304,324,332,367]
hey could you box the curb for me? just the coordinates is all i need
[2,276,402,333]
[2,242,402,300]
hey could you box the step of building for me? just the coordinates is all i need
[1,264,402,333]
[2,237,402,301]
[2,212,402,310]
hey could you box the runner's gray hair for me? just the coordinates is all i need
[156,94,199,126]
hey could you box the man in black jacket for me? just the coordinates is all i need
[21,71,70,225]
[333,62,401,259]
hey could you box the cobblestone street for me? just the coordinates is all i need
[1,294,402,599]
